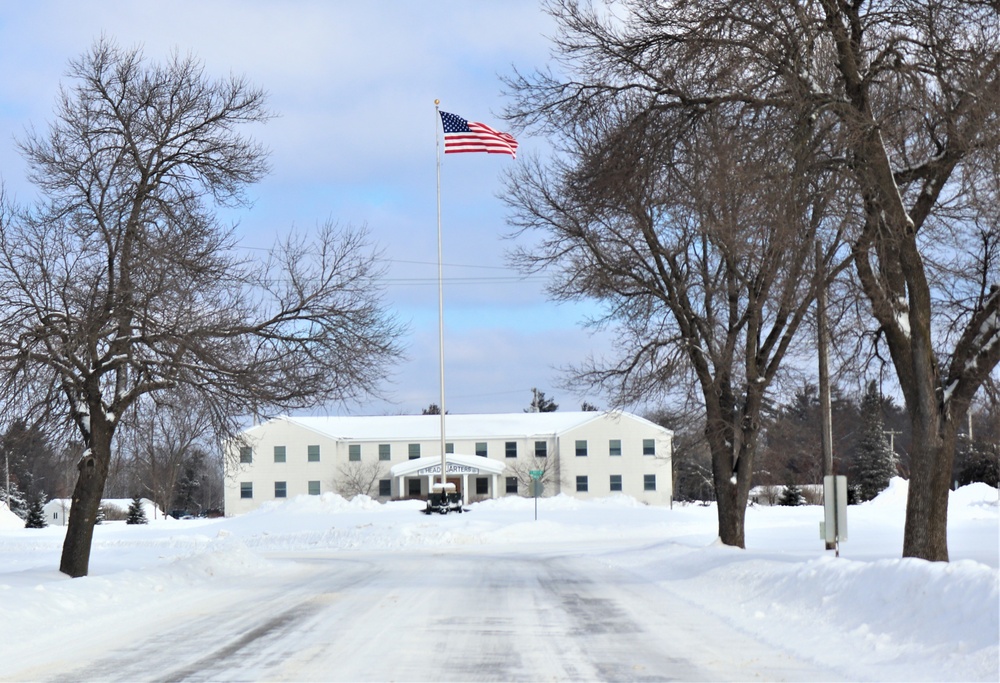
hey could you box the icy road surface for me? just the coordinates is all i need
[8,541,841,682]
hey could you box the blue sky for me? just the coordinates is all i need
[0,1,614,416]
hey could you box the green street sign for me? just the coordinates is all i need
[529,469,544,480]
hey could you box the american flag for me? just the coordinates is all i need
[439,111,518,158]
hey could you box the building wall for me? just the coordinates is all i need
[224,413,673,515]
[224,419,342,516]
[557,419,672,505]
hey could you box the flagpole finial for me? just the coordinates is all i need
[434,99,440,106]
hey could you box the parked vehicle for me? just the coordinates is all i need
[423,482,464,515]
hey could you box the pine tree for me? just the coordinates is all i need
[126,496,148,525]
[526,388,558,413]
[24,495,47,528]
[0,482,28,520]
[778,482,805,506]
[855,381,897,501]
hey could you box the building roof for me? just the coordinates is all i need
[264,411,668,442]
[389,453,507,478]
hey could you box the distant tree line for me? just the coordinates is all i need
[1,391,225,522]
[659,380,998,503]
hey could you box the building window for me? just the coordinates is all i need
[609,439,622,457]
[505,477,518,494]
[505,441,517,458]
[408,479,422,497]
[349,444,361,462]
[446,442,454,454]
[644,474,656,491]
[379,479,391,497]
[408,443,421,460]
[274,446,286,463]
[475,442,488,457]
[610,474,622,492]
[239,446,252,464]
[274,481,287,498]
[575,440,588,456]
[534,441,547,457]
[240,482,253,499]
[576,475,588,492]
[308,445,320,462]
[378,444,391,461]
[476,477,488,495]
[308,481,321,496]
[643,439,656,456]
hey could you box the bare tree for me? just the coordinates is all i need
[504,91,848,547]
[506,0,1000,561]
[335,460,388,499]
[0,40,404,577]
[504,454,564,495]
[118,388,215,516]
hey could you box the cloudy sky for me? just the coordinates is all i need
[0,1,618,416]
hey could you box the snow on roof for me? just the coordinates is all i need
[389,453,507,477]
[273,411,648,441]
[43,498,162,513]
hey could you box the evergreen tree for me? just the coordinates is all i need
[126,496,148,525]
[24,495,47,528]
[778,483,805,506]
[855,381,897,501]
[525,389,558,413]
[172,463,202,515]
[0,482,28,520]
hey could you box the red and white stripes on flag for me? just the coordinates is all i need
[439,110,518,158]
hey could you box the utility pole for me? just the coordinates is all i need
[816,243,835,551]
[883,429,902,454]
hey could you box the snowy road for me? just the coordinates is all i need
[9,541,843,682]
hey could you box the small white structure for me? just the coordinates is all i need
[224,411,673,515]
[389,453,507,506]
[43,498,164,525]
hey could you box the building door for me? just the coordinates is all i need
[447,476,462,496]
[407,478,422,498]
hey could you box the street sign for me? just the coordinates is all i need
[529,469,543,480]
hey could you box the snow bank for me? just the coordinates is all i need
[0,502,21,529]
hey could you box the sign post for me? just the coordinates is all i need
[820,475,848,557]
[529,469,543,521]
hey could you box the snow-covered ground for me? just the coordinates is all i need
[0,478,996,682]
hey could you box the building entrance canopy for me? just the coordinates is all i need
[390,453,506,504]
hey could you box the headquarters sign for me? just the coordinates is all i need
[417,463,480,476]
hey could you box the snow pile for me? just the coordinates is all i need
[0,501,21,529]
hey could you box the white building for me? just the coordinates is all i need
[224,411,673,515]
[43,497,164,525]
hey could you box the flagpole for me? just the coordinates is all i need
[434,99,447,494]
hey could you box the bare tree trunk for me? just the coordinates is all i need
[59,418,112,578]
[714,472,744,548]
[903,419,958,561]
